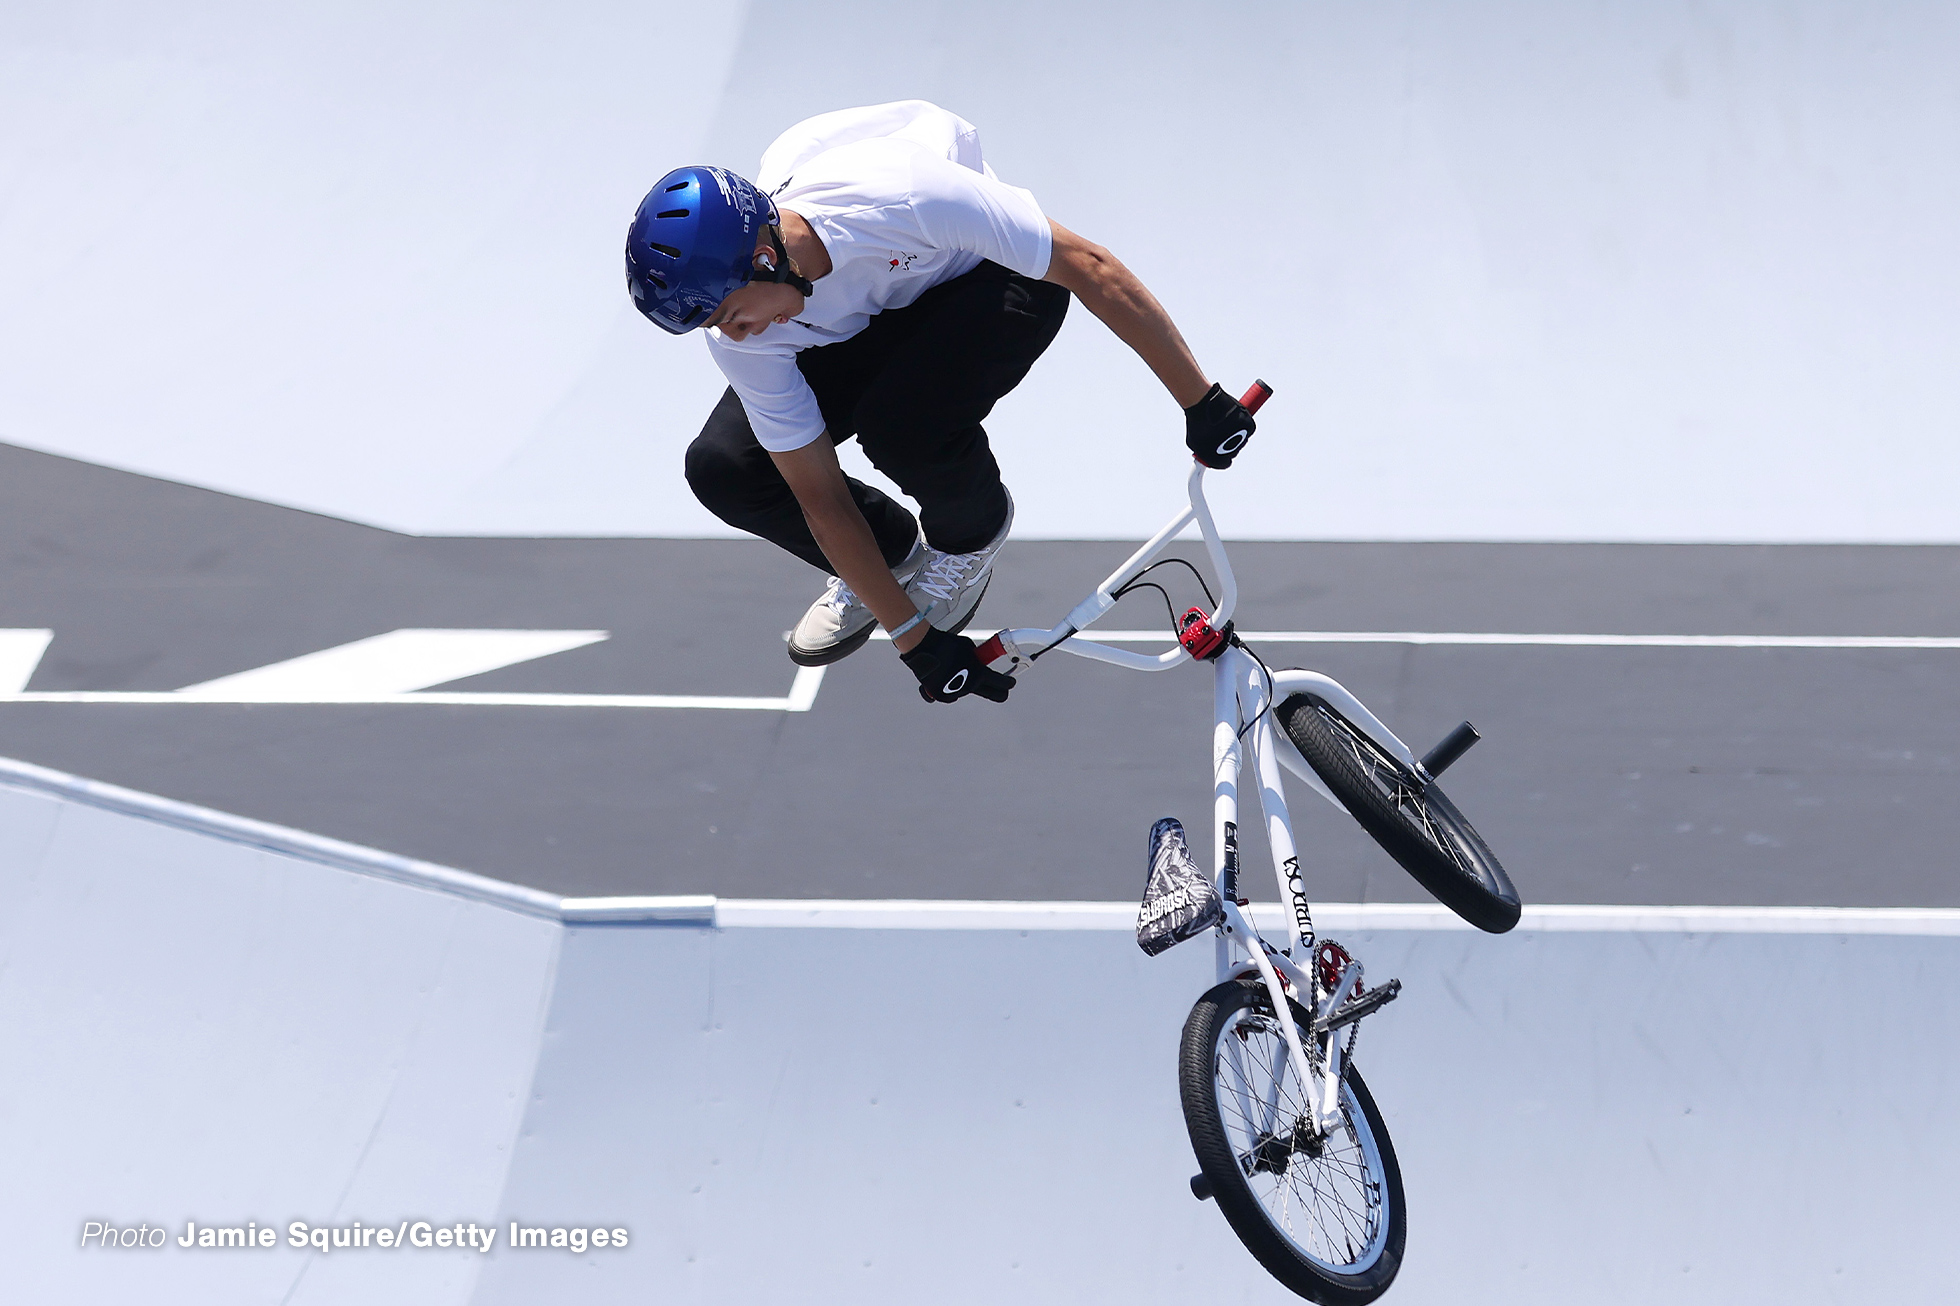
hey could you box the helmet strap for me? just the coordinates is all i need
[754,224,815,298]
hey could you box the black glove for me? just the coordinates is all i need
[1184,383,1256,469]
[900,626,1016,704]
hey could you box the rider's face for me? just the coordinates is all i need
[704,233,806,340]
[704,279,805,340]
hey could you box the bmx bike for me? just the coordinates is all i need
[973,382,1522,1304]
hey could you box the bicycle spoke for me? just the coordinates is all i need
[1210,1004,1391,1275]
[1322,705,1476,876]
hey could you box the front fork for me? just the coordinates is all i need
[1210,648,1350,1135]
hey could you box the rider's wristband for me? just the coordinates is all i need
[889,610,929,641]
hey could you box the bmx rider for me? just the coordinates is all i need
[625,100,1256,705]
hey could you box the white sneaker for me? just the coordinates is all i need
[905,489,1014,635]
[787,536,927,666]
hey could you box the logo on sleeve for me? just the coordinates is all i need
[887,252,920,271]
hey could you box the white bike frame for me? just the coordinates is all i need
[986,462,1412,1134]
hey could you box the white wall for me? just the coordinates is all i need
[5,1,1956,541]
[0,0,749,535]
[473,922,1960,1305]
[6,769,1958,1303]
[0,783,560,1306]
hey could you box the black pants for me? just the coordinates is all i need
[685,260,1069,573]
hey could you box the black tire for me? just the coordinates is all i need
[1279,694,1522,933]
[1180,979,1405,1304]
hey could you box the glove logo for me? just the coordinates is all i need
[1217,428,1249,454]
[901,627,1013,705]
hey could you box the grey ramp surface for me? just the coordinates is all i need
[4,442,1958,905]
[11,777,1957,1305]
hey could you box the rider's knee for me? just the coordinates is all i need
[683,431,751,515]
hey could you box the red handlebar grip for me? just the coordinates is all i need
[1238,379,1274,414]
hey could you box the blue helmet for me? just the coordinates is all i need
[625,165,775,334]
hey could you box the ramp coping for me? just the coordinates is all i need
[0,753,567,921]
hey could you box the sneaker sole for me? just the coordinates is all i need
[787,618,877,667]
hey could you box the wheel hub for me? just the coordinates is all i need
[1248,1131,1293,1176]
[1245,1117,1325,1177]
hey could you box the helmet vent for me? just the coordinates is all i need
[665,181,689,192]
[680,305,704,325]
[648,273,667,290]
[656,209,689,220]
[650,243,681,258]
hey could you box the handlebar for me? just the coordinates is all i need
[975,379,1274,675]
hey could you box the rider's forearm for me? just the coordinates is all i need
[802,496,925,650]
[772,449,927,653]
[1075,260,1209,407]
[1045,223,1209,408]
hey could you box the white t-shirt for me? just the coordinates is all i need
[705,101,1053,453]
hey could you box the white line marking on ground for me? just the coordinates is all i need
[0,630,53,694]
[174,629,610,700]
[0,630,827,710]
[785,665,826,712]
[0,687,816,709]
[878,629,1960,649]
[12,624,1948,712]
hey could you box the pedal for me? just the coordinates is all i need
[1190,1172,1214,1202]
[1313,978,1403,1034]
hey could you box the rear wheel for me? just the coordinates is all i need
[1180,979,1405,1304]
[1279,694,1521,933]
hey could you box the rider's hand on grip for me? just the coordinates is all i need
[1183,383,1256,469]
[900,627,1016,705]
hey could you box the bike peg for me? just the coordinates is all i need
[1417,721,1480,782]
[1190,1172,1214,1202]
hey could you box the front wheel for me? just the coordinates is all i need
[1279,693,1522,933]
[1180,979,1405,1304]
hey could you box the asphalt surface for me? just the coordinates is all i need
[2,442,1956,906]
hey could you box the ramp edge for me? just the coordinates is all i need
[0,752,566,919]
[6,755,1954,935]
